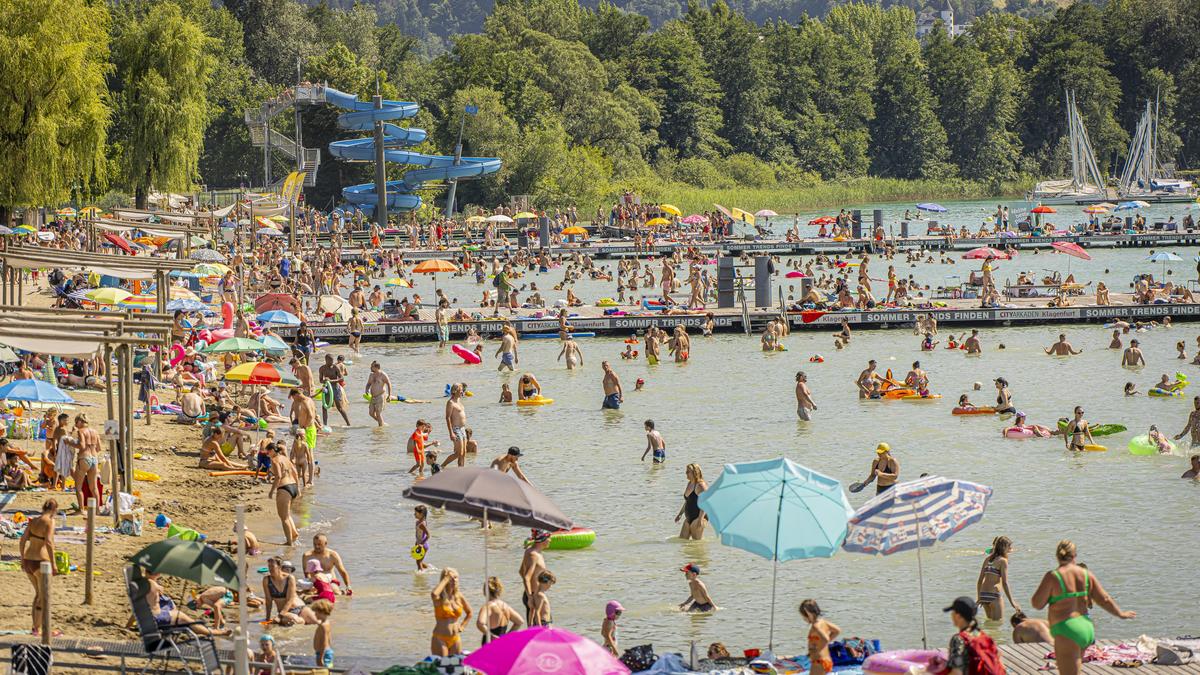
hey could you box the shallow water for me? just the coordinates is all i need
[249,318,1200,662]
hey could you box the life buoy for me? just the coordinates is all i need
[169,344,186,367]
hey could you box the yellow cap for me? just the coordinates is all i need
[876,443,890,454]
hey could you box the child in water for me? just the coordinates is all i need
[311,599,334,668]
[414,505,430,571]
[1149,425,1173,453]
[679,563,715,612]
[621,344,637,360]
[642,420,666,463]
[1125,382,1140,396]
[499,383,513,403]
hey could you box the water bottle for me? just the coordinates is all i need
[59,511,67,530]
[690,641,699,669]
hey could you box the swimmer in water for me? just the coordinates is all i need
[1121,339,1146,367]
[1061,406,1094,453]
[964,329,982,355]
[1124,382,1139,396]
[516,373,543,401]
[1044,333,1082,356]
[855,360,877,399]
[679,563,714,612]
[641,420,666,463]
[557,336,584,371]
[1109,330,1122,349]
[1174,397,1200,448]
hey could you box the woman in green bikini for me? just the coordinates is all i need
[1031,540,1136,675]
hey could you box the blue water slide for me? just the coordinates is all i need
[322,88,501,214]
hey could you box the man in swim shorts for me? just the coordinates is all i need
[365,361,392,428]
[1122,339,1145,367]
[288,389,318,453]
[601,361,623,410]
[318,355,351,427]
[1173,397,1200,448]
[441,385,469,468]
[795,371,817,420]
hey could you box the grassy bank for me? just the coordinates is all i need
[618,177,1029,216]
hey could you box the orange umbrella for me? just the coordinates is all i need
[412,259,459,274]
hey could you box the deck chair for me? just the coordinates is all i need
[125,566,222,675]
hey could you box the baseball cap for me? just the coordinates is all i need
[876,442,890,454]
[636,378,645,385]
[527,530,551,545]
[681,563,701,575]
[943,596,977,621]
[606,600,624,619]
[507,446,523,457]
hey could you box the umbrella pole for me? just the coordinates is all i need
[913,501,928,648]
[234,504,249,675]
[768,474,785,653]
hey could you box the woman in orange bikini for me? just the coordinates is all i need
[801,599,840,675]
[430,568,472,656]
[20,499,58,636]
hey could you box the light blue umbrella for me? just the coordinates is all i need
[257,310,300,326]
[256,227,283,237]
[1147,251,1183,279]
[1115,200,1150,211]
[166,298,208,312]
[698,457,852,650]
[842,475,993,647]
[258,333,289,356]
[0,379,75,404]
[916,202,947,212]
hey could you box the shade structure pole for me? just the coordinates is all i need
[234,504,249,675]
[914,500,928,649]
[768,469,785,653]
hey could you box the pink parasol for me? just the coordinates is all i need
[1050,242,1091,260]
[463,626,630,675]
[680,214,707,225]
[962,247,1011,260]
[785,271,807,278]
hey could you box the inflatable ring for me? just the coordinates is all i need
[411,544,427,561]
[1004,426,1035,439]
[1149,388,1182,397]
[952,407,997,415]
[864,650,944,675]
[1128,434,1176,456]
[169,343,186,367]
[452,344,481,364]
[516,396,554,406]
[809,355,824,363]
[597,298,618,307]
[523,527,596,550]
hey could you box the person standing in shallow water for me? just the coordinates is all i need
[675,463,707,540]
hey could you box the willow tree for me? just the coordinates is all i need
[0,0,111,226]
[110,3,214,208]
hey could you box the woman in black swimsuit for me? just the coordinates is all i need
[267,444,302,546]
[475,577,525,645]
[994,377,1016,414]
[261,557,315,626]
[675,463,709,540]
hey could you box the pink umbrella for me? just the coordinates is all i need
[785,271,807,278]
[1050,242,1091,260]
[755,209,778,217]
[464,626,630,675]
[962,246,1011,260]
[681,214,707,225]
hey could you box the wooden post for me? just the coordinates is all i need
[234,505,249,675]
[122,345,134,484]
[104,343,119,527]
[85,498,96,605]
[115,345,128,496]
[39,561,51,644]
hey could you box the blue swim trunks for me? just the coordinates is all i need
[653,448,665,463]
[602,393,621,410]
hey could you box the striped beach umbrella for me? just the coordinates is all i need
[842,475,993,647]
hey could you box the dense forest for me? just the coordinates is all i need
[5,0,1200,216]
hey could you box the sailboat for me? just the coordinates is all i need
[1118,95,1195,203]
[1027,90,1110,205]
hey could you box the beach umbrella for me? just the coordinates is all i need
[203,337,266,354]
[755,209,778,217]
[465,215,487,222]
[1051,242,1091,261]
[658,204,682,216]
[385,277,412,288]
[645,217,671,227]
[713,203,733,218]
[0,227,12,236]
[916,203,947,212]
[166,298,207,312]
[224,361,297,387]
[842,475,993,648]
[561,226,587,236]
[681,214,707,225]
[103,232,134,254]
[1030,204,1056,214]
[55,207,76,218]
[961,246,1011,260]
[514,211,537,220]
[698,457,852,650]
[485,214,514,223]
[1082,205,1109,214]
[1147,250,1183,278]
[0,379,74,404]
[193,263,231,277]
[119,295,157,310]
[404,466,572,606]
[130,539,239,590]
[257,309,299,326]
[809,216,837,226]
[169,287,201,301]
[1115,201,1150,211]
[413,259,458,292]
[254,216,279,229]
[13,224,35,234]
[189,248,227,263]
[86,287,133,305]
[464,627,629,675]
[80,206,102,217]
[258,333,290,356]
[219,219,238,229]
[0,346,19,362]
[257,227,283,237]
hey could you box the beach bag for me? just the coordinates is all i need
[959,630,1005,675]
[1155,645,1194,665]
[831,638,881,666]
[620,644,657,672]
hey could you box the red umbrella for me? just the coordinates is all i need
[103,232,134,255]
[1050,242,1091,260]
[1031,205,1056,214]
[809,216,837,225]
[962,247,1011,260]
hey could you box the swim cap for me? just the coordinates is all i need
[876,443,890,454]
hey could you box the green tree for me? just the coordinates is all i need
[631,20,725,158]
[0,0,110,223]
[111,2,214,208]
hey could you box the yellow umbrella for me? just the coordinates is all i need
[269,215,288,223]
[170,286,201,301]
[86,288,132,305]
[255,216,279,229]
[731,207,756,225]
[659,204,682,216]
[562,226,587,236]
[514,212,538,219]
[193,262,231,276]
[466,215,486,222]
[385,278,413,288]
[646,217,671,226]
[80,206,102,216]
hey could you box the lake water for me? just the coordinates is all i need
[244,198,1200,664]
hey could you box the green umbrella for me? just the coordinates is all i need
[130,538,240,589]
[203,337,266,353]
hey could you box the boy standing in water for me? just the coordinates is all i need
[641,420,666,463]
[414,505,430,571]
[679,563,715,612]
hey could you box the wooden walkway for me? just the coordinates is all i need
[1000,640,1200,675]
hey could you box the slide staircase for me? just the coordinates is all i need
[322,87,501,215]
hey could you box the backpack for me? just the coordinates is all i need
[960,630,1005,675]
[492,274,502,288]
[619,644,657,672]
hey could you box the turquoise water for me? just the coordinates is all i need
[248,322,1200,662]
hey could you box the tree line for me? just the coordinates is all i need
[4,0,1200,218]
